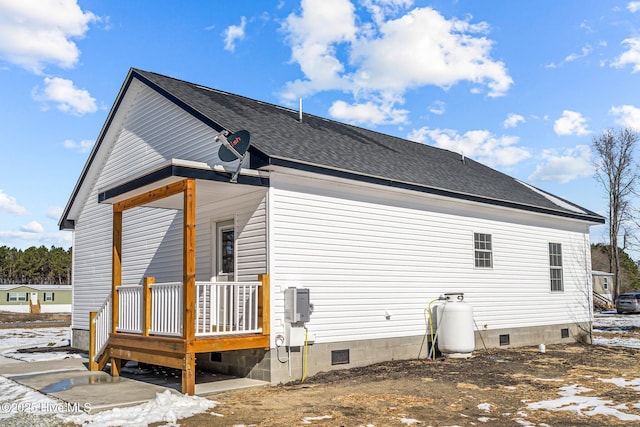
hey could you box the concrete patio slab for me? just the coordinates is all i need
[0,356,267,413]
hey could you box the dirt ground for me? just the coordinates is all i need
[5,312,640,426]
[0,311,71,328]
[180,339,640,426]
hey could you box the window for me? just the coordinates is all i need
[549,242,563,291]
[603,278,608,290]
[474,233,492,268]
[215,220,235,281]
[7,292,28,302]
[44,292,54,302]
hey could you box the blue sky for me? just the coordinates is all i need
[1,0,639,251]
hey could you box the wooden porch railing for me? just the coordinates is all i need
[116,285,143,334]
[89,273,270,394]
[195,281,262,336]
[89,293,112,371]
[113,279,264,338]
[149,281,183,336]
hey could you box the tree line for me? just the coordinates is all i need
[0,245,71,285]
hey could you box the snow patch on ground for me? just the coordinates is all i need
[527,383,640,421]
[60,390,221,427]
[0,376,64,420]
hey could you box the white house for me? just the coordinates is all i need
[59,69,604,394]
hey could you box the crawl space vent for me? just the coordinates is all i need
[331,349,350,365]
[561,328,570,339]
[499,334,510,346]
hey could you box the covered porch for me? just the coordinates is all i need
[88,162,271,395]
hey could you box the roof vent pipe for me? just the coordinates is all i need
[299,98,303,123]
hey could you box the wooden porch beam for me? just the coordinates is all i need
[109,348,187,371]
[191,334,270,353]
[113,180,187,212]
[108,333,187,353]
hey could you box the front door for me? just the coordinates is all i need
[216,220,235,282]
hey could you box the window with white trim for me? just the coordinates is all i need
[7,292,28,302]
[215,220,235,281]
[549,242,563,291]
[474,233,493,268]
[44,292,54,302]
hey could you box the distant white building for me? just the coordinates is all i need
[592,270,614,308]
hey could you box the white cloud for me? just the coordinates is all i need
[546,45,592,68]
[63,138,94,152]
[528,145,593,184]
[429,100,446,115]
[628,2,640,13]
[21,220,44,233]
[564,45,592,62]
[503,113,525,128]
[611,37,640,73]
[610,105,640,130]
[350,8,512,97]
[0,189,28,215]
[554,110,591,136]
[0,228,72,248]
[281,0,357,98]
[46,207,64,221]
[281,2,512,125]
[0,0,97,73]
[407,127,530,168]
[223,16,247,52]
[361,0,414,25]
[33,76,97,116]
[329,96,409,125]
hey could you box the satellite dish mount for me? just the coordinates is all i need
[215,129,251,183]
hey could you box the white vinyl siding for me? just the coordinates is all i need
[269,172,592,344]
[71,82,261,330]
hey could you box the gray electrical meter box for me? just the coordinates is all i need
[284,287,310,323]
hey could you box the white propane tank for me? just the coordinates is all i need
[434,293,475,358]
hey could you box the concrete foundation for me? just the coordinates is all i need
[73,321,592,386]
[72,328,90,352]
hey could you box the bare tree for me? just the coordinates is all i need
[593,128,639,302]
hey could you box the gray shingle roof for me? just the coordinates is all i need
[126,69,604,223]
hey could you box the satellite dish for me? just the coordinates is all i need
[215,129,251,183]
[217,130,251,162]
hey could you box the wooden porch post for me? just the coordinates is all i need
[89,311,98,371]
[112,208,122,333]
[182,178,196,395]
[111,207,122,377]
[143,277,155,336]
[258,274,270,337]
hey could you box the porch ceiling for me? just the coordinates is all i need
[98,159,269,210]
